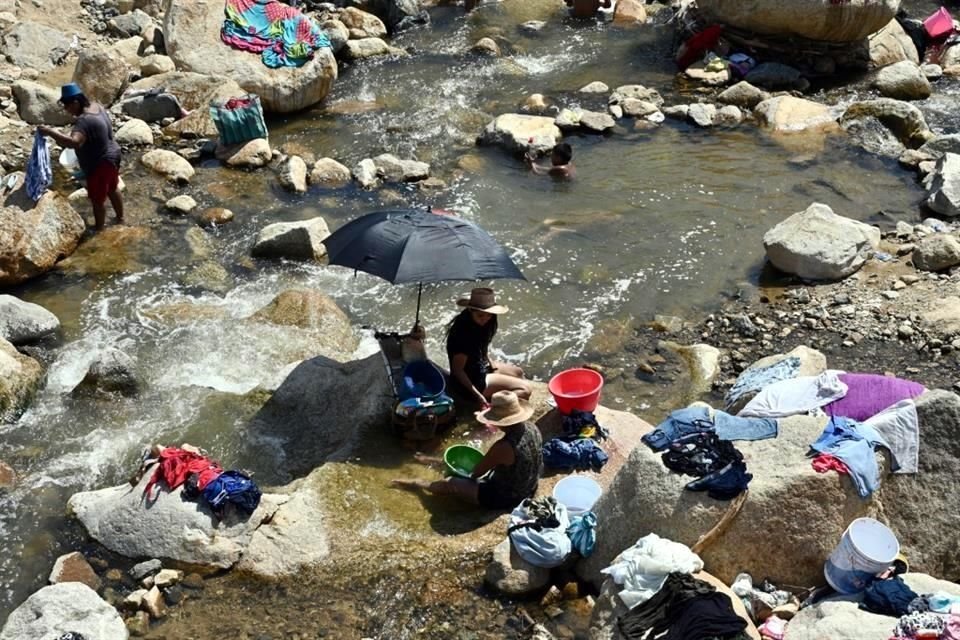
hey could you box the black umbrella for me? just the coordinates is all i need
[322,208,525,324]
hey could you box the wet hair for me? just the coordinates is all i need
[552,143,573,165]
[446,308,498,350]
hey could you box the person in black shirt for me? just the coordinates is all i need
[446,287,531,409]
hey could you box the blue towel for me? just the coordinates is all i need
[566,511,597,557]
[26,130,52,202]
[542,438,608,472]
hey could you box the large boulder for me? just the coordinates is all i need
[925,153,960,217]
[479,114,562,155]
[67,464,285,569]
[912,233,960,272]
[0,295,60,345]
[249,288,359,355]
[0,582,127,640]
[0,181,86,286]
[125,72,244,136]
[248,353,393,478]
[72,47,132,107]
[865,19,919,68]
[691,0,899,43]
[576,389,960,589]
[11,80,73,126]
[763,203,881,280]
[872,60,931,100]
[841,99,933,148]
[251,218,330,261]
[785,574,960,640]
[162,0,338,113]
[0,337,43,423]
[1,21,73,72]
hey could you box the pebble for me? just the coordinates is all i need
[881,291,900,300]
[898,324,914,338]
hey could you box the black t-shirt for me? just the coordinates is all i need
[446,315,491,392]
[72,105,121,175]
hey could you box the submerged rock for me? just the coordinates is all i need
[763,202,881,280]
[251,218,331,261]
[0,295,60,345]
[841,98,933,148]
[0,582,127,640]
[164,194,197,215]
[343,37,405,60]
[250,288,358,355]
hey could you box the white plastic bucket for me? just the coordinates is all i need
[553,476,602,516]
[824,518,899,594]
[59,148,78,169]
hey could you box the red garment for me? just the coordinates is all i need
[143,448,223,499]
[812,453,850,475]
[224,97,254,110]
[85,161,119,205]
[676,25,724,70]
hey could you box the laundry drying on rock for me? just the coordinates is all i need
[221,0,331,68]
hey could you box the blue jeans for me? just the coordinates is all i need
[642,406,778,451]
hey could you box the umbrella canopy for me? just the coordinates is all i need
[322,208,525,323]
[323,208,525,284]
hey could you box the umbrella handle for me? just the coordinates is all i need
[415,282,423,326]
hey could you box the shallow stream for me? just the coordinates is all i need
[1,0,956,634]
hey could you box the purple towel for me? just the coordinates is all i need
[825,373,925,421]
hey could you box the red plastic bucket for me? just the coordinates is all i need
[548,368,604,414]
[924,7,954,40]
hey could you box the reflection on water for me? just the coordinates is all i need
[0,0,942,623]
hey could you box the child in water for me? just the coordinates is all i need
[525,142,576,179]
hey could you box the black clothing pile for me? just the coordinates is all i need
[661,432,752,500]
[617,572,748,640]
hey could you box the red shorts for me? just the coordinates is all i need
[86,161,120,205]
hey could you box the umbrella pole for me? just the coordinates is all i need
[415,282,423,326]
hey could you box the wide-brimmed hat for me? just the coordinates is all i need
[456,287,508,314]
[58,83,85,104]
[475,390,533,427]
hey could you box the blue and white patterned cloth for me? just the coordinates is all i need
[724,355,801,411]
[26,130,52,202]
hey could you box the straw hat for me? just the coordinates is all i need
[456,287,508,314]
[475,390,533,427]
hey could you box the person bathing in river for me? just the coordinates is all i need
[565,0,612,19]
[391,390,542,509]
[38,83,123,231]
[525,142,575,180]
[446,287,532,409]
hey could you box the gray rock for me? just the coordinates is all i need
[278,155,308,193]
[841,98,932,148]
[485,537,550,596]
[251,218,331,262]
[912,233,960,271]
[353,0,423,31]
[352,158,378,188]
[72,348,140,397]
[0,295,60,345]
[130,559,162,581]
[0,338,42,423]
[717,81,768,109]
[919,134,960,159]
[687,103,716,128]
[1,21,73,73]
[321,19,349,54]
[922,63,943,80]
[0,582,127,640]
[619,99,660,118]
[140,53,175,77]
[579,81,609,93]
[115,119,154,146]
[343,37,404,60]
[164,195,196,214]
[109,9,153,38]
[746,62,809,91]
[339,6,387,38]
[310,158,352,187]
[470,37,500,57]
[554,108,581,130]
[72,47,132,107]
[715,104,743,125]
[479,114,562,155]
[925,153,960,217]
[921,299,960,342]
[163,0,337,113]
[662,105,689,119]
[579,110,616,132]
[609,84,663,108]
[785,574,960,639]
[12,80,73,126]
[120,93,183,123]
[141,149,195,183]
[215,138,272,168]
[872,60,932,100]
[520,20,547,33]
[373,153,430,182]
[763,202,881,280]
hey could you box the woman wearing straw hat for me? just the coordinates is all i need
[392,390,543,509]
[446,287,532,409]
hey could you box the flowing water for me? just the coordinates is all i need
[1,0,955,631]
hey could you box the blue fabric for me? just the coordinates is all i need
[201,470,262,515]
[542,438,608,472]
[810,417,891,498]
[27,130,52,202]
[685,460,752,500]
[724,356,801,410]
[566,511,597,557]
[642,406,778,452]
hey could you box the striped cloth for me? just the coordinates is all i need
[220,0,330,68]
[26,130,52,202]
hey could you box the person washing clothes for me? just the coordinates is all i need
[525,142,576,179]
[446,287,532,409]
[38,83,123,230]
[565,0,612,19]
[391,390,543,509]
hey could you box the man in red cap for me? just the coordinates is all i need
[38,82,124,230]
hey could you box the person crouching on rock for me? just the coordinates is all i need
[38,83,123,230]
[391,391,543,510]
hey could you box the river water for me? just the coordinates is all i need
[0,0,953,631]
